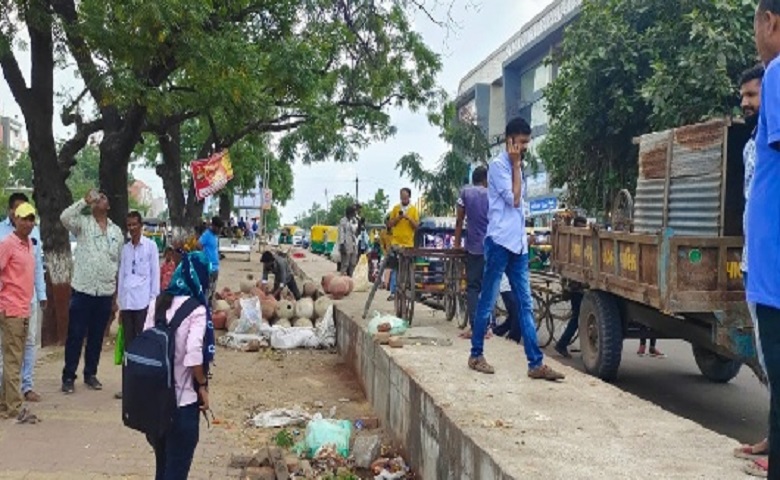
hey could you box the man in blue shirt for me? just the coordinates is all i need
[468,118,563,381]
[747,3,780,476]
[453,166,489,337]
[0,192,47,402]
[199,216,223,299]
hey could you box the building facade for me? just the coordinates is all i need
[456,0,581,227]
[0,115,26,153]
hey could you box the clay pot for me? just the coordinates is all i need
[314,296,332,319]
[261,296,277,321]
[293,318,314,328]
[329,276,349,300]
[295,298,315,319]
[343,277,354,294]
[213,299,231,313]
[276,300,296,320]
[321,273,336,293]
[302,281,318,298]
[228,318,240,332]
[212,311,228,330]
[275,318,292,328]
[240,274,255,294]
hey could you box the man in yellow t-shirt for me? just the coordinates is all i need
[386,187,419,300]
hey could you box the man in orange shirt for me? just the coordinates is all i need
[0,202,38,423]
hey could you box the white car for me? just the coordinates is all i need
[292,234,303,247]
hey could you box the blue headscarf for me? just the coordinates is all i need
[165,251,215,371]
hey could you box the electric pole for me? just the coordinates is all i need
[355,175,359,202]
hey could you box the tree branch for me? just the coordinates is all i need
[58,118,104,175]
[51,0,105,106]
[0,51,30,112]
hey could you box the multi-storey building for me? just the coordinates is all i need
[455,0,581,227]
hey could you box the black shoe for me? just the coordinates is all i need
[61,380,75,394]
[84,376,103,391]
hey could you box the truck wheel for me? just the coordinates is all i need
[692,345,742,383]
[578,291,623,382]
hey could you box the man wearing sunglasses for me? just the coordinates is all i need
[115,211,160,399]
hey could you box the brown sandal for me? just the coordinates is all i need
[468,356,495,374]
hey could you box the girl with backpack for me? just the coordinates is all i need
[137,251,215,480]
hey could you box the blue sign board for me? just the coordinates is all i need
[529,197,558,215]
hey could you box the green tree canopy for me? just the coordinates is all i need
[396,101,492,216]
[295,188,390,230]
[539,0,756,214]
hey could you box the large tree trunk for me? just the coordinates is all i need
[218,193,231,222]
[156,125,205,241]
[1,5,75,346]
[99,107,145,230]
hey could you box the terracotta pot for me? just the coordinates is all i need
[343,277,354,295]
[302,281,318,298]
[329,276,349,300]
[212,311,228,330]
[261,296,277,320]
[213,299,231,313]
[321,273,336,293]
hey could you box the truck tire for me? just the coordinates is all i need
[578,291,623,382]
[692,345,742,383]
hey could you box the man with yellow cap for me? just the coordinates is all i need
[0,202,39,423]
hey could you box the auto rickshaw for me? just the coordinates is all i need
[143,217,167,253]
[310,225,338,254]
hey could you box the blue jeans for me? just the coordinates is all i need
[148,402,200,480]
[471,237,543,369]
[389,269,397,294]
[556,292,582,350]
[21,302,39,393]
[756,304,780,478]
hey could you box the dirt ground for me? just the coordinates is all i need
[0,252,382,480]
[210,254,381,467]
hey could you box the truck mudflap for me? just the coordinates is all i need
[712,307,767,384]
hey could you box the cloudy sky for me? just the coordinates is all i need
[0,0,554,220]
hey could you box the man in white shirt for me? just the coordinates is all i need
[115,211,160,398]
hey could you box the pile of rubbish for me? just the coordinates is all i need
[367,312,409,349]
[216,274,337,351]
[243,408,413,479]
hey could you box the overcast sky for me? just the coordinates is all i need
[0,0,554,221]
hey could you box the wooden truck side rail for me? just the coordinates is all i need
[552,225,744,314]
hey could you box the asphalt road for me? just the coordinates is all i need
[551,339,767,444]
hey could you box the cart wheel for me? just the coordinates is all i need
[445,292,468,328]
[531,292,555,348]
[579,290,623,382]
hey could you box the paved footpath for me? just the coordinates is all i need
[0,348,244,480]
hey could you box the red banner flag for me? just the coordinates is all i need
[190,150,234,200]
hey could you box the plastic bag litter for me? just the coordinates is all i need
[330,248,341,264]
[315,305,336,348]
[217,332,268,350]
[305,413,352,458]
[251,408,311,428]
[367,312,409,336]
[351,254,371,292]
[270,327,320,349]
[234,296,263,334]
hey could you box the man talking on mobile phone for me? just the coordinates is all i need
[467,118,564,381]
